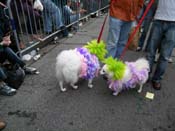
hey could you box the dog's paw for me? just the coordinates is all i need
[88,84,93,88]
[72,85,78,90]
[112,92,119,96]
[137,89,142,93]
[61,88,67,92]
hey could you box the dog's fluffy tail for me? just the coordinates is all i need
[56,50,81,84]
[134,58,150,71]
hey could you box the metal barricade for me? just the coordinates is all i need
[6,0,109,55]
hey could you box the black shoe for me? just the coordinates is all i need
[23,66,38,74]
[151,81,161,90]
[0,82,16,96]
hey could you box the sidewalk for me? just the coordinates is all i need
[0,14,175,131]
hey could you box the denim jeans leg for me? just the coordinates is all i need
[3,47,25,67]
[0,67,7,80]
[115,21,132,58]
[146,21,163,73]
[54,7,64,30]
[106,17,122,58]
[43,11,52,33]
[70,14,79,23]
[152,22,175,82]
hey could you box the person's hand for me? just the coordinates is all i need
[2,35,11,46]
[80,9,87,14]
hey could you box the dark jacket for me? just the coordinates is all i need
[0,3,11,47]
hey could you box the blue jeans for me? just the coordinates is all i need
[106,16,132,58]
[147,20,175,83]
[63,6,79,25]
[0,67,7,80]
[42,0,64,33]
[0,47,25,80]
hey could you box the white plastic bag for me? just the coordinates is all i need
[33,0,43,11]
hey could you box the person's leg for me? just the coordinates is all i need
[115,21,132,58]
[53,6,64,29]
[0,68,7,80]
[152,22,175,84]
[2,47,25,68]
[70,14,79,23]
[146,20,163,73]
[106,17,122,58]
[43,10,52,33]
[0,67,16,96]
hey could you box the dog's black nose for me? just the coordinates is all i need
[102,75,108,81]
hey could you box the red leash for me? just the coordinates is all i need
[97,14,108,43]
[120,0,155,59]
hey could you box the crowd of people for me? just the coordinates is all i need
[106,0,175,91]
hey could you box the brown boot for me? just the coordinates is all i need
[0,121,6,130]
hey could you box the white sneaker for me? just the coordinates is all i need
[79,22,83,27]
[168,57,173,63]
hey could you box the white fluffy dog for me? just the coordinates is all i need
[100,57,150,96]
[56,47,100,92]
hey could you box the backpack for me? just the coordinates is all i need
[3,64,25,89]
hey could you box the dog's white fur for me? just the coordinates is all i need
[56,49,95,92]
[100,58,150,96]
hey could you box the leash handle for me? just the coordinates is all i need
[120,0,155,59]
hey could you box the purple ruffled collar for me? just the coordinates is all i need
[76,47,100,79]
[109,62,149,91]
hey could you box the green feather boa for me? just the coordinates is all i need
[84,39,107,61]
[104,57,126,80]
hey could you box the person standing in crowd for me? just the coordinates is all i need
[147,0,175,90]
[40,0,72,37]
[63,0,86,27]
[106,0,144,58]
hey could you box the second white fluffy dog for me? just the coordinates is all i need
[100,57,150,96]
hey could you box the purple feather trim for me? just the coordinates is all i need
[76,48,100,79]
[108,62,149,92]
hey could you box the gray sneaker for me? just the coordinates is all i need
[0,81,16,96]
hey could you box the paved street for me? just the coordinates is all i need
[0,14,175,131]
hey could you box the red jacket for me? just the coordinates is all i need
[110,0,144,21]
